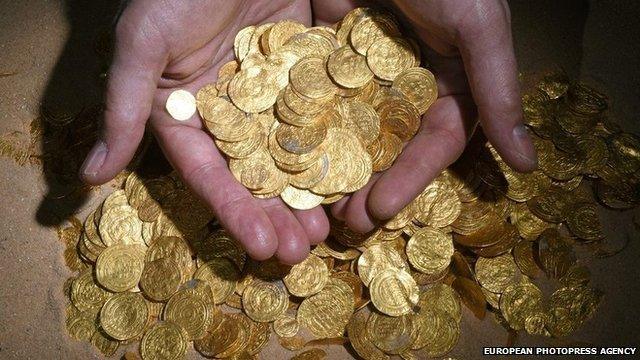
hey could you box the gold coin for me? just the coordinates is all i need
[145,236,193,277]
[414,310,459,357]
[140,258,183,301]
[291,348,328,360]
[376,97,421,142]
[245,320,272,355]
[358,243,408,285]
[95,244,146,292]
[297,278,354,338]
[366,37,415,81]
[289,56,336,100]
[392,67,437,114]
[418,284,462,322]
[366,312,416,354]
[406,227,454,275]
[228,66,279,113]
[347,310,390,360]
[280,185,326,210]
[140,321,189,360]
[499,281,544,330]
[326,46,374,88]
[283,254,329,297]
[194,314,242,357]
[414,180,462,228]
[242,280,289,322]
[273,314,300,338]
[566,202,604,241]
[65,309,97,342]
[275,120,327,155]
[100,292,148,340]
[71,269,112,312]
[475,254,519,294]
[349,15,400,55]
[164,288,214,340]
[234,26,256,61]
[98,204,144,246]
[194,258,240,304]
[339,99,380,146]
[90,329,119,356]
[369,269,419,316]
[166,89,197,121]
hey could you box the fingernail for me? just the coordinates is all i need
[512,125,537,167]
[80,140,107,178]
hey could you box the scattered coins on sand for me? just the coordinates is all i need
[57,7,640,360]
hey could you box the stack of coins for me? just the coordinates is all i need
[182,7,437,209]
[58,7,640,360]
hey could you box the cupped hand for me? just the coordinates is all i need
[79,0,330,264]
[314,0,538,233]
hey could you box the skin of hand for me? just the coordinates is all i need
[313,0,537,233]
[79,0,329,265]
[79,0,536,264]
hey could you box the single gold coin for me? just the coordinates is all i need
[140,258,183,302]
[366,311,416,354]
[392,67,438,114]
[297,278,354,338]
[228,66,279,113]
[166,89,197,121]
[71,269,112,312]
[406,227,454,275]
[291,348,328,360]
[283,254,329,297]
[273,314,300,338]
[163,289,214,340]
[350,15,400,55]
[369,269,419,316]
[95,244,146,292]
[326,46,374,88]
[100,292,149,340]
[194,258,240,304]
[242,280,289,322]
[475,254,519,294]
[140,321,189,360]
[366,37,416,81]
[566,202,604,241]
[289,56,336,100]
[90,329,119,356]
[499,281,544,330]
[280,185,326,210]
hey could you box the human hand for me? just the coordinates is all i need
[313,0,537,233]
[79,0,329,264]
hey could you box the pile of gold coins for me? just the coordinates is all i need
[57,6,640,360]
[190,7,436,209]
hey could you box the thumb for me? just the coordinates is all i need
[80,16,166,184]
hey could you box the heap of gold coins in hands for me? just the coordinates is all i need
[169,7,436,208]
[58,7,640,360]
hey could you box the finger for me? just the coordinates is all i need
[344,173,382,233]
[330,196,350,221]
[368,95,477,220]
[151,119,278,261]
[80,15,167,184]
[261,198,311,265]
[292,207,330,245]
[457,1,536,171]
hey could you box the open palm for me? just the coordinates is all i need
[80,0,326,264]
[80,0,536,264]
